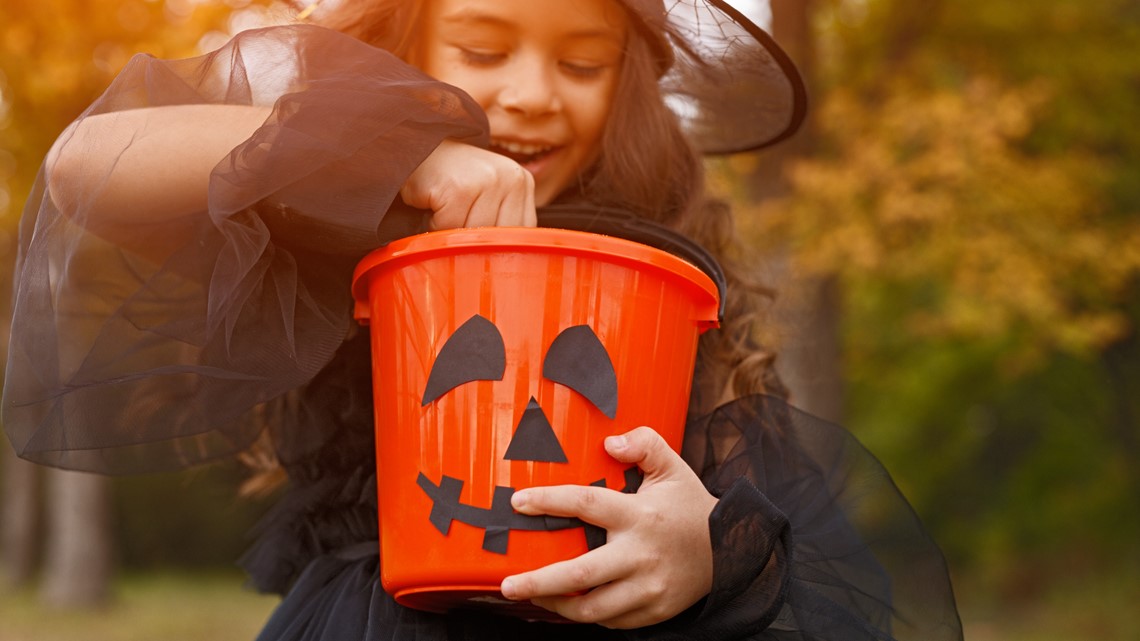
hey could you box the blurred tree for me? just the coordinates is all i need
[1,447,37,590]
[0,0,284,606]
[718,0,1140,593]
[759,0,849,425]
[39,469,113,607]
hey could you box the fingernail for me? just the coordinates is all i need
[501,578,517,599]
[605,435,628,451]
[511,491,528,509]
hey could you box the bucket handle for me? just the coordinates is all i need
[535,204,727,323]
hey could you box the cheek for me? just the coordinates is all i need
[414,56,496,111]
[573,81,618,150]
[443,72,495,110]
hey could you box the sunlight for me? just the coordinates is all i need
[735,0,772,31]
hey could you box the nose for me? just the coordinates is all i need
[497,56,561,117]
[504,397,567,463]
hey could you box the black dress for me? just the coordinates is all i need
[2,25,962,641]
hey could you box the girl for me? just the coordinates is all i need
[3,0,962,639]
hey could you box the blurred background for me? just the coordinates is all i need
[1,0,1138,639]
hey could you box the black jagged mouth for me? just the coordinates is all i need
[416,467,643,554]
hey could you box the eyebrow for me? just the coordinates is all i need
[439,11,625,44]
[439,11,512,28]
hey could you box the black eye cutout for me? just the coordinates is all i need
[422,315,506,406]
[542,325,618,419]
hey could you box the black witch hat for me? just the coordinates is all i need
[621,0,807,153]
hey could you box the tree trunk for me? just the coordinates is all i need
[1,444,40,590]
[0,250,40,591]
[38,468,113,608]
[754,0,845,423]
[766,274,845,423]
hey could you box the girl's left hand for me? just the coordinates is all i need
[500,426,718,629]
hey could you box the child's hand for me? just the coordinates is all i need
[400,139,538,229]
[500,426,717,629]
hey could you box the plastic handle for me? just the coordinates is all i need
[535,204,727,323]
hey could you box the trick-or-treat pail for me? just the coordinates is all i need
[351,226,720,619]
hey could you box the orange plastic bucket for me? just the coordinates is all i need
[351,226,720,618]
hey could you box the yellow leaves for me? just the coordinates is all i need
[3,23,36,57]
[731,76,1140,362]
[1,0,277,231]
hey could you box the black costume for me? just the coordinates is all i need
[3,20,961,641]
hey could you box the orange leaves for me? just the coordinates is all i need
[0,1,276,225]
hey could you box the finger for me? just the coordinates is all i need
[530,580,658,628]
[427,195,474,231]
[521,181,537,227]
[501,545,633,601]
[494,174,535,227]
[461,189,503,228]
[603,426,684,479]
[511,484,631,528]
[467,163,530,227]
[494,182,533,226]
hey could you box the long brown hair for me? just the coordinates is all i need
[311,0,784,405]
[580,16,786,409]
[239,0,786,493]
[308,0,422,55]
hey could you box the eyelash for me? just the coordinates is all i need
[459,48,505,66]
[560,61,606,79]
[457,48,608,79]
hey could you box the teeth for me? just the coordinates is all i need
[493,140,553,155]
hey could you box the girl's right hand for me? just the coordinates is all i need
[400,139,537,229]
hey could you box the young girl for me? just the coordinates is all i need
[4,0,963,638]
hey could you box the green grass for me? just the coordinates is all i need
[956,569,1140,641]
[0,572,278,641]
[2,569,1137,640]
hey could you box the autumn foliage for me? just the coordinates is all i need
[2,0,1138,602]
[719,0,1140,591]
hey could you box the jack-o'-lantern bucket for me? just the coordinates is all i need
[351,209,722,620]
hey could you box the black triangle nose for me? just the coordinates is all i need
[504,397,568,463]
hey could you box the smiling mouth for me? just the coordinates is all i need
[490,139,559,166]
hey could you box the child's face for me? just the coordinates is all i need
[412,0,628,206]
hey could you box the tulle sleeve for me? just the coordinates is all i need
[2,24,488,473]
[638,395,963,641]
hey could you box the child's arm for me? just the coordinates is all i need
[45,105,532,259]
[4,24,499,474]
[47,104,272,223]
[43,104,271,259]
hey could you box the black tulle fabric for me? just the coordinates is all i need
[2,25,960,641]
[4,25,487,472]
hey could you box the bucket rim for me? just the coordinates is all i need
[351,227,720,325]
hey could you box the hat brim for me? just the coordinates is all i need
[640,0,808,154]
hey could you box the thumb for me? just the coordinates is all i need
[604,426,683,480]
